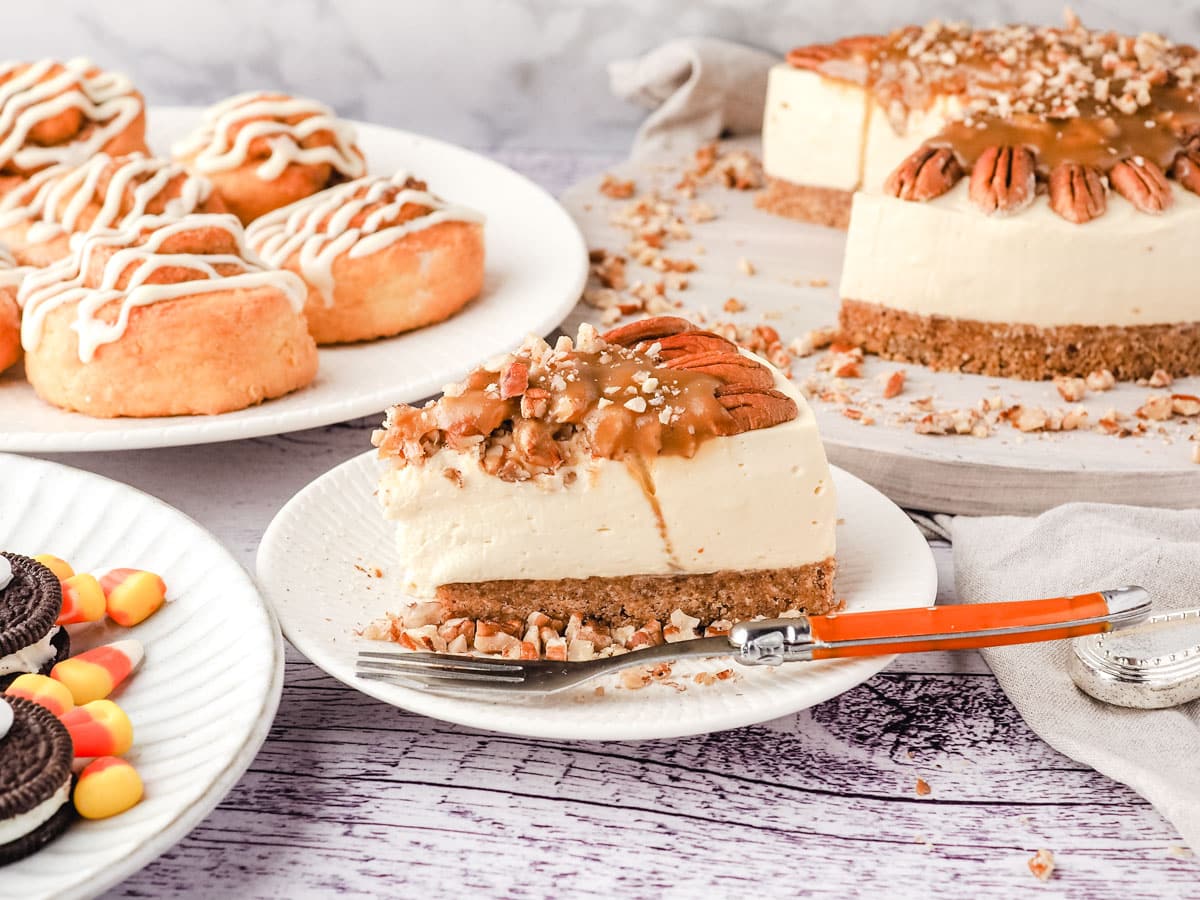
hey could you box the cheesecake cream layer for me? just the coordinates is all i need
[841,183,1200,328]
[762,64,952,194]
[379,360,836,597]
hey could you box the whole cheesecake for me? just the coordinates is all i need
[759,16,1200,380]
[371,317,838,657]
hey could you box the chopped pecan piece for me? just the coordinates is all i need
[499,359,529,399]
[1170,146,1200,196]
[1048,162,1107,223]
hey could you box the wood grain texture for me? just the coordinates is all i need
[19,150,1192,898]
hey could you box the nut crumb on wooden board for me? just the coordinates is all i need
[562,137,1200,486]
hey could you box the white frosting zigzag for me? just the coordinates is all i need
[245,171,484,307]
[0,58,141,171]
[19,214,307,362]
[172,92,366,182]
[0,152,213,248]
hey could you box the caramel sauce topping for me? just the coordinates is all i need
[790,18,1200,173]
[373,318,798,483]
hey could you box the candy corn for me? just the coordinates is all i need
[57,573,106,625]
[100,569,166,627]
[74,757,143,820]
[51,640,143,706]
[60,699,133,757]
[5,673,74,717]
[33,554,74,582]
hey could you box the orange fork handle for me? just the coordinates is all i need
[808,591,1110,660]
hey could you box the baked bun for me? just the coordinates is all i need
[172,92,366,225]
[0,243,27,375]
[0,59,147,185]
[18,214,318,417]
[246,172,485,344]
[0,152,226,267]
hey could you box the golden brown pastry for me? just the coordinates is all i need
[246,172,485,344]
[0,58,147,189]
[18,214,318,417]
[0,152,226,267]
[172,92,366,224]
[0,254,20,375]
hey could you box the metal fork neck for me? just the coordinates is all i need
[728,618,815,666]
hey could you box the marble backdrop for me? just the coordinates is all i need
[7,1,1200,154]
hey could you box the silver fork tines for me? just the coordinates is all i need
[355,637,733,695]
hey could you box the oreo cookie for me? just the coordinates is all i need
[0,696,75,865]
[0,553,70,690]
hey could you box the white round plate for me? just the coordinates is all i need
[0,107,587,452]
[257,451,936,742]
[561,138,1200,515]
[0,454,283,900]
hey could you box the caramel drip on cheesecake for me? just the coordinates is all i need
[789,20,1200,174]
[373,317,798,483]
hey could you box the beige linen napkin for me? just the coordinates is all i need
[609,37,776,159]
[952,503,1200,850]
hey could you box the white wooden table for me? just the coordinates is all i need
[27,151,1192,898]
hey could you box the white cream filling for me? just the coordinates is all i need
[379,358,837,596]
[0,556,11,590]
[0,778,70,846]
[762,64,868,192]
[0,626,59,676]
[841,183,1200,328]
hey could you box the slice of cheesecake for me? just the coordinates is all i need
[371,317,837,657]
[764,17,1200,379]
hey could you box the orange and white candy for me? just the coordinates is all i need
[51,639,143,706]
[57,573,106,625]
[74,757,143,819]
[5,673,74,717]
[100,569,166,627]
[33,554,74,582]
[60,699,133,757]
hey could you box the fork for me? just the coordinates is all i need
[356,586,1151,695]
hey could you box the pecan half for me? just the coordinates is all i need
[1048,162,1107,224]
[714,386,798,433]
[602,316,693,348]
[1170,147,1200,196]
[885,146,964,202]
[1110,157,1173,213]
[969,146,1037,215]
[785,35,877,71]
[665,350,777,389]
[640,330,737,361]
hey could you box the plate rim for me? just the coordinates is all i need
[0,107,588,453]
[0,452,285,900]
[257,449,938,742]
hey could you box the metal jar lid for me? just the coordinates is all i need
[1069,608,1200,709]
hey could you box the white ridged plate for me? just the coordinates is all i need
[0,454,283,900]
[258,451,936,741]
[0,107,587,452]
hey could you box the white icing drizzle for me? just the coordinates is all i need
[0,152,213,248]
[0,242,28,290]
[0,698,11,742]
[18,214,307,362]
[172,92,365,182]
[0,58,141,171]
[245,171,485,306]
[0,556,11,591]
